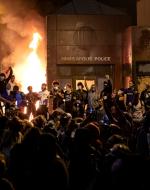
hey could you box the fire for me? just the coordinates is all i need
[29,32,42,50]
[14,32,46,93]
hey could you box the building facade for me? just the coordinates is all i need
[47,0,132,91]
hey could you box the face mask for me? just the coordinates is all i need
[54,86,58,90]
[104,84,108,88]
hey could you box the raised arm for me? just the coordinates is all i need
[0,95,12,104]
[6,67,13,83]
[84,76,89,91]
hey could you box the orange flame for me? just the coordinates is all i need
[29,32,42,50]
[14,32,46,93]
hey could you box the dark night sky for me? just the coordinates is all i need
[36,0,137,24]
[36,0,136,14]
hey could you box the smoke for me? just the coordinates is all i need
[0,0,46,75]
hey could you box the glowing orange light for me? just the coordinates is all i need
[29,32,42,50]
[35,100,40,110]
[14,32,46,93]
[29,113,34,122]
[24,106,27,114]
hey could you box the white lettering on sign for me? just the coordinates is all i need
[94,57,111,61]
[61,56,111,62]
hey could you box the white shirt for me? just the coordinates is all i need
[39,89,50,106]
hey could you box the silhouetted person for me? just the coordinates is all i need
[26,86,39,119]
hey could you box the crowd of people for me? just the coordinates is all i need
[0,67,150,190]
